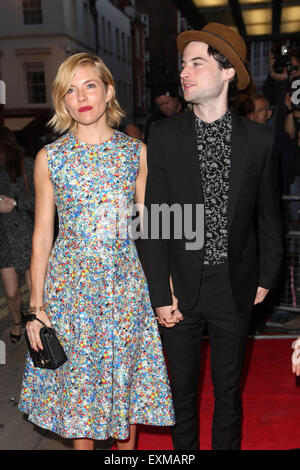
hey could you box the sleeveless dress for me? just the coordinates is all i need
[18,131,175,440]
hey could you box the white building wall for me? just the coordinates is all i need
[0,0,133,125]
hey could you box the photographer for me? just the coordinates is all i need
[246,92,297,196]
[263,47,300,131]
[284,50,300,140]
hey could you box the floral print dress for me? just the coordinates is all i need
[18,131,174,440]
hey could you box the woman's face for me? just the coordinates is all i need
[63,64,113,127]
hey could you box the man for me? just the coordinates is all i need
[248,92,296,196]
[263,47,300,131]
[144,78,186,142]
[143,23,283,450]
[247,92,272,125]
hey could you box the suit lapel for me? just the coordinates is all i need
[227,112,247,231]
[179,111,203,204]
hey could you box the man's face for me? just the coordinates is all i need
[155,95,179,116]
[180,41,235,105]
[251,98,272,125]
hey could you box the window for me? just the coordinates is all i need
[263,41,271,77]
[108,22,112,54]
[116,29,120,59]
[127,36,132,64]
[251,41,271,83]
[136,31,140,59]
[140,13,149,38]
[25,62,46,104]
[122,32,126,62]
[101,17,107,52]
[71,0,78,35]
[23,0,43,25]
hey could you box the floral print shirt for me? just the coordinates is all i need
[195,110,232,265]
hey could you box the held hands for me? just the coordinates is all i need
[0,195,15,213]
[26,309,52,352]
[155,293,184,328]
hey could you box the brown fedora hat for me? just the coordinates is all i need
[177,23,250,91]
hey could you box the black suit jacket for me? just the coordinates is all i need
[143,110,284,315]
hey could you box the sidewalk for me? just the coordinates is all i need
[0,298,112,450]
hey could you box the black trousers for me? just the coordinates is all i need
[162,263,251,450]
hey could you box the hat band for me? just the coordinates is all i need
[203,29,245,66]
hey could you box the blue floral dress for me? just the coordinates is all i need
[18,131,175,440]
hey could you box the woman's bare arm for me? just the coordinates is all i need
[26,148,55,351]
[135,143,147,207]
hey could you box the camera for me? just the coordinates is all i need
[272,43,293,75]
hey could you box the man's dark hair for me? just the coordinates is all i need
[153,79,179,99]
[252,91,270,109]
[207,45,238,100]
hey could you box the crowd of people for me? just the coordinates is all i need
[0,21,300,451]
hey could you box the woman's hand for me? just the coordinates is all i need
[26,310,52,352]
[0,196,15,213]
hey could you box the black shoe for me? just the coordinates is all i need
[10,320,22,343]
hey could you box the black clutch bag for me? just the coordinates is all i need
[25,314,68,370]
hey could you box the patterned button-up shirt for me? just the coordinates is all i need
[195,110,232,265]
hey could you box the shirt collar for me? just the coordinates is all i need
[195,109,232,130]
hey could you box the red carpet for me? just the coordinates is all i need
[120,339,300,450]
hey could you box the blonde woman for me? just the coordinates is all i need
[18,53,174,450]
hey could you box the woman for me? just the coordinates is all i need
[18,53,174,450]
[0,127,34,342]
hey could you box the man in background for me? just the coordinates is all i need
[247,92,296,196]
[144,78,186,142]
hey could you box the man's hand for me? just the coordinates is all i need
[254,286,269,305]
[292,338,300,376]
[0,196,15,213]
[155,295,184,328]
[269,51,287,81]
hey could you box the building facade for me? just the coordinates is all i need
[113,0,148,126]
[0,0,134,133]
[134,0,189,115]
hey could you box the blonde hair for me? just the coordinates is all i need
[48,53,125,134]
